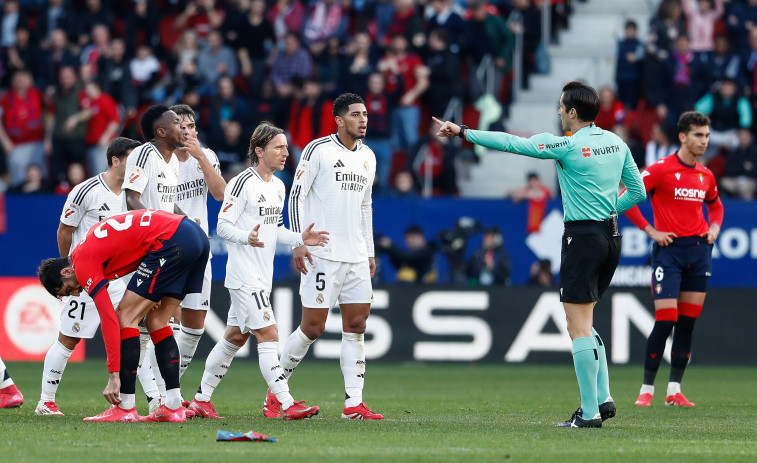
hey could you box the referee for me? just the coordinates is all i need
[434,81,646,428]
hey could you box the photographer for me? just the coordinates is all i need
[376,225,438,284]
[467,226,511,286]
[436,217,481,284]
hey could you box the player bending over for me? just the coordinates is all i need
[38,209,209,422]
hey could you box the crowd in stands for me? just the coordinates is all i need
[613,0,757,199]
[0,0,581,197]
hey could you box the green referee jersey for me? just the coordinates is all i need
[466,124,646,222]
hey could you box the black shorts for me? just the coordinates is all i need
[560,220,621,303]
[651,236,712,299]
[128,218,210,302]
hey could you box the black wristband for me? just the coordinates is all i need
[458,125,468,139]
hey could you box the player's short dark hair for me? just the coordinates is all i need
[38,257,70,298]
[106,137,140,166]
[333,93,365,118]
[678,111,711,134]
[561,81,600,123]
[140,104,171,141]
[169,104,196,121]
[248,121,284,167]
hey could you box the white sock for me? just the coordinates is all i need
[0,354,13,389]
[147,341,167,399]
[137,332,160,401]
[195,339,240,402]
[40,341,74,402]
[119,393,136,410]
[257,342,294,410]
[667,382,681,396]
[165,388,182,410]
[177,326,204,378]
[279,327,315,379]
[640,384,655,395]
[341,332,365,408]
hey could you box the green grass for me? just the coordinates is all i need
[2,361,756,462]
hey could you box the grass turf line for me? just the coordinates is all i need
[1,361,756,462]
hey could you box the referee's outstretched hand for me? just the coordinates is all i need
[432,116,461,138]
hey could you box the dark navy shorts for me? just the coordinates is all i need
[651,236,712,300]
[128,218,210,302]
[560,220,622,303]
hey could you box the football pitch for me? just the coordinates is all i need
[2,361,756,462]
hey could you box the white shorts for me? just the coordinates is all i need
[299,257,372,308]
[59,277,128,339]
[227,287,277,334]
[181,257,212,310]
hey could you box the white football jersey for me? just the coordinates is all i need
[176,147,221,235]
[122,142,179,212]
[289,134,376,263]
[60,173,125,255]
[218,167,299,292]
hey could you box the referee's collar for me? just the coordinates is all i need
[572,123,596,135]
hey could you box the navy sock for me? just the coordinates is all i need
[670,315,696,383]
[120,336,140,395]
[643,320,675,385]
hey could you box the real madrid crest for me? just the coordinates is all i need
[316,294,324,304]
[72,322,81,333]
[263,311,270,322]
[363,160,369,171]
[197,163,203,173]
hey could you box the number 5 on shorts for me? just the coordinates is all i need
[315,272,326,291]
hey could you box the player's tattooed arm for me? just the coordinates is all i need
[57,222,77,257]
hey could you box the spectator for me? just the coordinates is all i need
[615,20,644,110]
[510,172,552,234]
[340,31,378,97]
[79,23,110,82]
[595,87,626,130]
[508,0,542,90]
[424,28,462,121]
[377,224,438,284]
[697,35,742,94]
[695,77,752,159]
[0,70,46,187]
[174,0,226,41]
[270,32,313,96]
[645,122,678,167]
[38,28,78,91]
[302,0,344,46]
[196,29,238,96]
[720,128,757,199]
[387,0,424,48]
[234,0,276,95]
[365,71,398,194]
[725,0,757,55]
[77,80,121,175]
[312,36,342,93]
[465,0,515,108]
[379,33,429,156]
[741,29,757,104]
[53,161,85,195]
[46,65,86,186]
[427,0,465,53]
[6,164,50,194]
[0,0,23,48]
[663,35,702,122]
[70,0,112,47]
[681,0,724,55]
[209,75,250,145]
[129,44,162,104]
[249,79,288,128]
[391,169,419,197]
[4,25,42,86]
[286,77,333,158]
[125,0,160,56]
[526,259,555,288]
[214,119,248,175]
[467,226,511,286]
[173,30,203,94]
[644,0,685,107]
[97,38,137,121]
[37,0,72,46]
[410,124,457,196]
[267,0,306,46]
[612,124,646,169]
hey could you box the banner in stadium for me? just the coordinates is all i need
[0,277,86,361]
[2,195,755,287]
[75,284,755,365]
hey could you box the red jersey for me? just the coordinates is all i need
[0,88,44,144]
[79,91,120,146]
[71,209,183,371]
[625,153,723,237]
[383,52,424,105]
